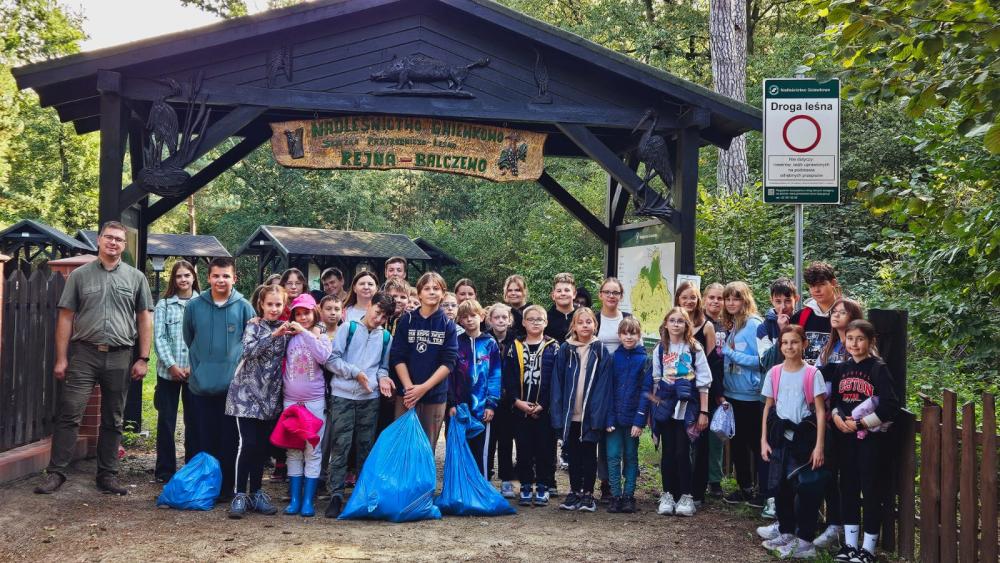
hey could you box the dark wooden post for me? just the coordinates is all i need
[674,127,699,275]
[97,72,128,227]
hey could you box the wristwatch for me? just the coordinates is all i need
[700,410,710,416]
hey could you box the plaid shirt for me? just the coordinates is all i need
[153,292,197,378]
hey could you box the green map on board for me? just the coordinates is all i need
[630,250,671,337]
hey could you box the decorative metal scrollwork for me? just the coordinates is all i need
[632,109,676,220]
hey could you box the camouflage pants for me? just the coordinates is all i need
[326,396,379,499]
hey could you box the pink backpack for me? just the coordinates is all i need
[768,364,819,409]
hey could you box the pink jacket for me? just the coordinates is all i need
[270,404,324,449]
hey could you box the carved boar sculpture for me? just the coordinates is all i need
[370,54,490,91]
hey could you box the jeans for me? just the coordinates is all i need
[563,422,597,494]
[659,419,692,496]
[514,415,554,487]
[728,398,763,491]
[234,417,270,494]
[605,427,639,497]
[326,396,379,498]
[153,377,195,480]
[489,407,516,481]
[47,344,131,478]
[188,392,238,496]
[283,398,326,479]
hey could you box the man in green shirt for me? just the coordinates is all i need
[34,221,153,496]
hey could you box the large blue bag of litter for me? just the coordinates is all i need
[339,409,441,522]
[435,405,516,517]
[156,452,221,511]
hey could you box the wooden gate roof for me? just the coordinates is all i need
[12,0,760,153]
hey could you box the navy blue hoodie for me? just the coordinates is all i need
[606,345,650,428]
[550,338,613,443]
[388,307,459,405]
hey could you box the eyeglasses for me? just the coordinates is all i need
[525,317,546,324]
[441,303,457,309]
[667,318,687,325]
[101,234,126,244]
[600,290,622,297]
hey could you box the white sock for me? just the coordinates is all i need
[844,524,860,548]
[863,532,879,554]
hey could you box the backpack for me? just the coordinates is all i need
[767,364,819,411]
[759,307,812,372]
[345,320,392,369]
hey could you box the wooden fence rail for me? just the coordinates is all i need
[889,391,999,562]
[0,269,62,452]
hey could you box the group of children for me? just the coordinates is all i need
[153,257,898,561]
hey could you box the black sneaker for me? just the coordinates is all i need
[559,491,580,511]
[607,496,622,513]
[747,492,766,508]
[577,493,597,512]
[848,548,876,563]
[708,482,723,498]
[34,472,66,494]
[324,496,343,519]
[622,495,637,514]
[723,488,751,504]
[834,545,859,562]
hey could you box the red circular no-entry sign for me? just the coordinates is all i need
[782,114,822,153]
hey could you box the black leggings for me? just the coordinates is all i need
[775,443,823,541]
[235,417,270,495]
[659,420,692,496]
[728,398,762,491]
[838,433,884,535]
[564,422,597,494]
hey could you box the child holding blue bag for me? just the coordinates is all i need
[639,307,711,517]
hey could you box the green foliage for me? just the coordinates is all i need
[802,0,1000,154]
[0,0,96,233]
[180,0,247,19]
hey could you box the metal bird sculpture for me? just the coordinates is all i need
[631,109,676,219]
[147,78,181,159]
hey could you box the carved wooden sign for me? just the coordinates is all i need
[270,116,546,182]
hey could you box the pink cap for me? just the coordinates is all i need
[289,293,317,312]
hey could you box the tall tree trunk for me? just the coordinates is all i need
[709,0,749,194]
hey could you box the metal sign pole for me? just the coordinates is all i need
[794,203,804,293]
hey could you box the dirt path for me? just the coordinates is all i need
[0,451,772,562]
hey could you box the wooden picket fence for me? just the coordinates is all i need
[0,269,63,452]
[886,390,999,562]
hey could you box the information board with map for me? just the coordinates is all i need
[616,221,678,347]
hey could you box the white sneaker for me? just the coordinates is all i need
[674,494,696,516]
[757,521,781,540]
[813,525,843,550]
[776,537,817,559]
[657,492,675,515]
[761,496,777,519]
[763,533,796,550]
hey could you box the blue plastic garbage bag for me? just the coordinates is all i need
[434,405,517,516]
[339,409,441,522]
[156,452,221,511]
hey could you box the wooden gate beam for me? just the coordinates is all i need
[556,122,681,231]
[674,126,700,274]
[536,171,610,244]
[144,128,271,226]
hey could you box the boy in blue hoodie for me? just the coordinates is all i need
[182,257,255,499]
[604,317,649,514]
[388,272,459,454]
[449,299,502,478]
[322,292,396,519]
